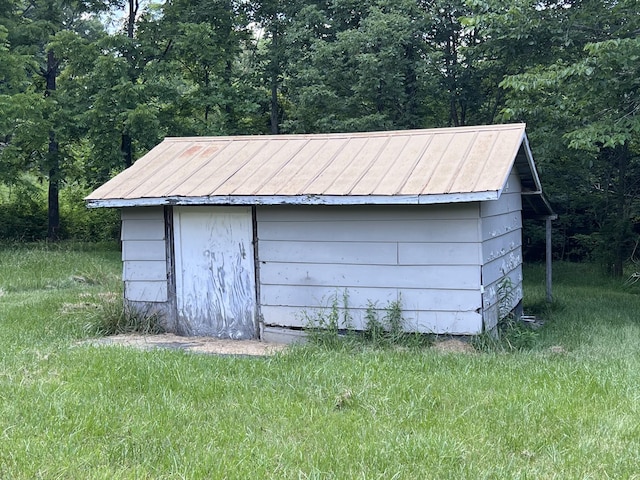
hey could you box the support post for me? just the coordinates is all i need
[545,216,553,302]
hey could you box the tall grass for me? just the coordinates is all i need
[1,245,640,478]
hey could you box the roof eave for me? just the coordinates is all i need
[521,191,557,219]
[86,191,500,209]
[522,134,544,192]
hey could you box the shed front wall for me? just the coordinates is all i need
[256,204,484,335]
[480,168,524,330]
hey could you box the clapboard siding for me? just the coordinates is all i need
[481,213,521,241]
[483,268,523,311]
[260,240,398,265]
[260,219,480,243]
[401,287,481,312]
[121,208,164,220]
[480,192,522,218]
[122,240,166,261]
[480,169,523,329]
[257,204,480,221]
[260,262,480,290]
[257,205,483,334]
[481,247,522,283]
[261,285,481,311]
[482,268,523,330]
[121,219,165,241]
[261,238,486,270]
[398,242,480,266]
[125,281,168,303]
[121,207,168,303]
[261,285,398,308]
[482,229,522,264]
[124,261,167,281]
[260,305,482,335]
[417,310,482,335]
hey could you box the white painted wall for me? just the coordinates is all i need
[121,207,168,303]
[257,205,484,335]
[480,167,523,330]
[118,180,525,337]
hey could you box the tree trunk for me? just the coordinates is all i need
[599,144,631,277]
[445,36,460,127]
[47,145,60,241]
[269,23,279,134]
[270,79,279,134]
[127,0,138,39]
[45,49,59,241]
[403,44,419,129]
[121,133,133,169]
[120,0,138,169]
[611,144,630,277]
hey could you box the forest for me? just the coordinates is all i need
[0,0,638,275]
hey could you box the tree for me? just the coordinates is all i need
[250,0,297,134]
[500,0,640,274]
[161,0,258,135]
[1,0,112,240]
[0,1,28,181]
[59,0,171,186]
[268,0,436,133]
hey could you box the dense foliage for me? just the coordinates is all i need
[1,0,638,272]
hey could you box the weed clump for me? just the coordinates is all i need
[303,291,431,350]
[472,315,539,353]
[82,293,164,336]
[472,277,540,353]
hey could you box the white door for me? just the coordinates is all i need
[173,206,256,339]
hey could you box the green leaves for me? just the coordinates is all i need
[499,0,640,272]
[0,0,637,254]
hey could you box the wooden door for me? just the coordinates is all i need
[173,206,256,339]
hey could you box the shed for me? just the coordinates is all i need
[86,123,555,340]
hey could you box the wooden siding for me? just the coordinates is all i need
[480,169,523,330]
[121,207,168,303]
[122,240,166,261]
[259,306,481,335]
[257,205,484,335]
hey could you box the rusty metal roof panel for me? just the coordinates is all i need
[86,123,552,214]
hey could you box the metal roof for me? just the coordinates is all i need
[86,123,554,216]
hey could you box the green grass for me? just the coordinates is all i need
[2,245,640,478]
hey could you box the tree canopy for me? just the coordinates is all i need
[1,0,638,272]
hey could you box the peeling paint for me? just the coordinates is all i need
[174,207,256,339]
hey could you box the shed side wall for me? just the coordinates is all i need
[257,205,483,335]
[121,207,170,321]
[480,168,523,330]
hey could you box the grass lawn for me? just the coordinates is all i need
[1,243,640,479]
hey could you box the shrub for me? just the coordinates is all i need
[59,184,120,241]
[0,180,120,241]
[0,183,48,240]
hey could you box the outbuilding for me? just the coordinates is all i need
[86,123,555,340]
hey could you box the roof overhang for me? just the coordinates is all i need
[512,133,556,219]
[86,191,500,208]
[522,192,557,220]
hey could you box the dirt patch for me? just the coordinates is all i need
[83,333,288,356]
[83,334,477,356]
[432,338,476,354]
